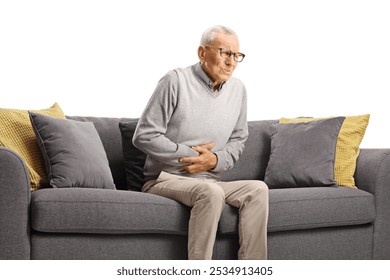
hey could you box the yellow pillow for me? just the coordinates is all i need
[0,103,66,191]
[279,114,370,188]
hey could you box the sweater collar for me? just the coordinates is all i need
[194,63,226,92]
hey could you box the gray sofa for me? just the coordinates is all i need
[1,116,389,260]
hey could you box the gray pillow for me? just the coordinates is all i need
[264,117,345,188]
[29,112,116,189]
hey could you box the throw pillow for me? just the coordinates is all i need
[279,114,370,188]
[29,112,116,189]
[264,117,345,188]
[0,103,65,191]
[119,121,147,191]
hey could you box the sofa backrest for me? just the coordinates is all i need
[67,116,275,190]
[221,120,275,182]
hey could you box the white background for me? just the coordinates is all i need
[0,260,388,280]
[1,0,389,148]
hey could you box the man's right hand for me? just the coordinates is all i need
[179,142,217,174]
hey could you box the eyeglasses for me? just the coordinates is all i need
[205,45,245,62]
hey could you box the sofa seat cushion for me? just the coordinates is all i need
[31,188,190,235]
[218,186,375,234]
[32,187,375,236]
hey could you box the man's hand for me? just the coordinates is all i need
[179,142,218,174]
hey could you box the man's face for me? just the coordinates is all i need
[199,33,240,87]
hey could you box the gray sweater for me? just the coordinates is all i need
[133,63,249,181]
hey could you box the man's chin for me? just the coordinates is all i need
[217,73,232,82]
[221,74,232,81]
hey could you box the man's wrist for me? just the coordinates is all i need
[211,151,225,172]
[210,153,218,170]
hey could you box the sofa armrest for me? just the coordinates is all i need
[0,147,31,259]
[355,148,390,259]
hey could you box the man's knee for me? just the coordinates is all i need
[245,181,269,202]
[196,181,225,205]
[246,180,268,192]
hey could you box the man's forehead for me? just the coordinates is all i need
[212,33,240,49]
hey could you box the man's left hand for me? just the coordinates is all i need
[179,142,217,174]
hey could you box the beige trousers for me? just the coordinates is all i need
[143,171,269,260]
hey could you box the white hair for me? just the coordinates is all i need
[200,25,238,45]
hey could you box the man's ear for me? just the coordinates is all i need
[198,45,206,62]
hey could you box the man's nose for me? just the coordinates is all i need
[225,55,235,65]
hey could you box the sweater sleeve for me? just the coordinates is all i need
[132,71,198,166]
[212,87,249,173]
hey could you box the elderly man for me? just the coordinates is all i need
[133,25,268,260]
